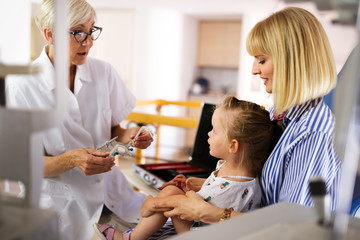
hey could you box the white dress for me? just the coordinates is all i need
[197,160,261,212]
[6,47,146,240]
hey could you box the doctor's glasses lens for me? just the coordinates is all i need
[90,27,102,41]
[70,26,102,43]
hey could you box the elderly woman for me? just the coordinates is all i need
[6,0,152,239]
[138,7,340,236]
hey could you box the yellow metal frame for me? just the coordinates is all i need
[125,100,202,161]
[126,112,199,129]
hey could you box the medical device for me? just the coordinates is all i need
[309,177,332,226]
[97,126,154,157]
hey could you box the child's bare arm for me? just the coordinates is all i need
[185,177,206,192]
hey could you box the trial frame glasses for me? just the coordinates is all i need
[68,26,102,44]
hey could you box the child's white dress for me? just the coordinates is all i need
[196,160,261,212]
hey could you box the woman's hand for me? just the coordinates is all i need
[140,195,155,218]
[129,126,153,149]
[44,148,115,177]
[153,191,224,223]
[111,125,153,149]
[74,148,115,175]
[140,195,173,218]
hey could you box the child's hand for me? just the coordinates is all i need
[158,174,186,190]
[172,175,186,187]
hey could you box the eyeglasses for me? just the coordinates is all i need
[68,26,102,44]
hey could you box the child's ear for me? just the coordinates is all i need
[229,139,239,153]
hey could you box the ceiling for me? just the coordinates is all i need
[88,0,310,15]
[86,0,348,22]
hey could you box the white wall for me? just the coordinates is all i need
[89,9,135,87]
[237,12,273,108]
[132,7,190,152]
[136,7,184,101]
[0,0,32,64]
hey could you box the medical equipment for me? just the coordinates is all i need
[309,177,332,226]
[0,0,68,239]
[97,126,154,157]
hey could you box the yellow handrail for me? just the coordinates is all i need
[126,112,199,129]
[125,100,203,161]
[135,100,202,108]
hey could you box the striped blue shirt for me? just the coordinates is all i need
[261,98,341,210]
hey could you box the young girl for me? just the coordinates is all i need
[94,96,283,240]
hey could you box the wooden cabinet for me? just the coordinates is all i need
[197,21,242,68]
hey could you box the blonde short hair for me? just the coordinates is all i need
[246,7,336,114]
[35,0,96,33]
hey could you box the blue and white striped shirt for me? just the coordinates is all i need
[261,98,341,210]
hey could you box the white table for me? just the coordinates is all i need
[170,202,360,240]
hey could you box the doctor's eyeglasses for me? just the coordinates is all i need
[68,26,102,44]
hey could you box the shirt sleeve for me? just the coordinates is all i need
[279,131,340,210]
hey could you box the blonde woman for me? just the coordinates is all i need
[146,7,340,229]
[247,7,340,210]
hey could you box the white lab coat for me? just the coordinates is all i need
[6,47,146,240]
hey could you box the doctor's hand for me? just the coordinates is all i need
[44,148,115,177]
[129,126,153,149]
[63,148,114,176]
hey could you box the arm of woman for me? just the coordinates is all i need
[111,125,153,149]
[152,191,243,223]
[280,132,340,209]
[43,148,115,177]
